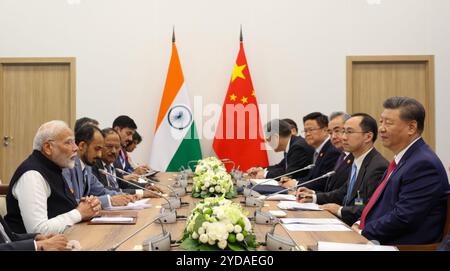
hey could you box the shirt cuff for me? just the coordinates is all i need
[263,169,268,178]
[337,207,343,218]
[312,194,317,204]
[136,189,144,197]
[107,195,112,207]
[34,240,38,251]
[70,209,83,223]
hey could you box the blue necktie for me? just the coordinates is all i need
[82,168,89,195]
[344,162,357,206]
[283,152,288,170]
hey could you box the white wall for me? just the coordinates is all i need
[1,0,449,172]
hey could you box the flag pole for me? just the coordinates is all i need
[172,25,176,43]
[240,24,243,42]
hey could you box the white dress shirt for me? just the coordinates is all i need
[12,170,82,234]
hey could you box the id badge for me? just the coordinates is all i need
[354,198,364,206]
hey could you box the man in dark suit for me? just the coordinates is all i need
[247,119,314,180]
[298,113,389,225]
[1,215,69,251]
[354,97,449,245]
[323,112,353,192]
[62,124,136,208]
[91,128,159,198]
[298,112,341,192]
[112,116,150,177]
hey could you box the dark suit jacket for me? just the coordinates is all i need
[323,153,354,192]
[362,138,450,245]
[300,139,341,192]
[266,135,314,179]
[0,216,37,251]
[92,159,138,195]
[316,148,388,225]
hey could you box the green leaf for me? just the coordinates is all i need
[198,244,220,251]
[193,215,206,232]
[227,242,246,251]
[192,192,200,198]
[244,234,257,249]
[227,233,236,243]
[180,237,200,251]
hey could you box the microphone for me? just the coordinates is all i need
[108,216,171,251]
[243,164,315,198]
[221,158,235,172]
[116,168,186,198]
[248,171,336,224]
[99,169,179,223]
[265,222,302,251]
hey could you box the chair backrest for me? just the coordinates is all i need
[442,193,450,238]
[0,184,8,217]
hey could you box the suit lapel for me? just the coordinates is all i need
[375,139,425,199]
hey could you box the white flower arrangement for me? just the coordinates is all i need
[181,197,257,251]
[192,157,236,199]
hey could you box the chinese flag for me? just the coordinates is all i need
[213,36,269,171]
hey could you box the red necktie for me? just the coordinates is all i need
[360,160,397,229]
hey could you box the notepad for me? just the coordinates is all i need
[104,199,152,211]
[281,218,345,225]
[283,224,351,232]
[277,201,322,211]
[317,241,398,251]
[264,194,297,201]
[91,217,135,223]
[250,179,280,186]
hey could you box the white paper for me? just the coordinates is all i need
[250,179,280,186]
[281,218,345,225]
[91,217,134,223]
[264,194,297,201]
[283,224,351,232]
[317,241,398,251]
[104,198,151,211]
[277,201,322,211]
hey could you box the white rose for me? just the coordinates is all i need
[199,234,208,243]
[243,217,252,232]
[208,238,216,245]
[202,222,210,229]
[218,240,227,250]
[236,233,244,242]
[198,227,205,235]
[204,182,210,188]
[226,223,234,233]
[192,232,199,239]
[209,187,215,193]
[234,225,242,233]
[221,188,227,194]
[215,185,221,192]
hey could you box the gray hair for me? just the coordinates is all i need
[329,111,351,122]
[33,120,70,150]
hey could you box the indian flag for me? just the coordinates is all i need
[149,34,202,171]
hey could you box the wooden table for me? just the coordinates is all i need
[64,172,368,251]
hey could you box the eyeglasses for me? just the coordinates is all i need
[300,127,324,135]
[329,128,344,136]
[342,129,368,135]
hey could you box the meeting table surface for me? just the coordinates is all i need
[64,172,369,251]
